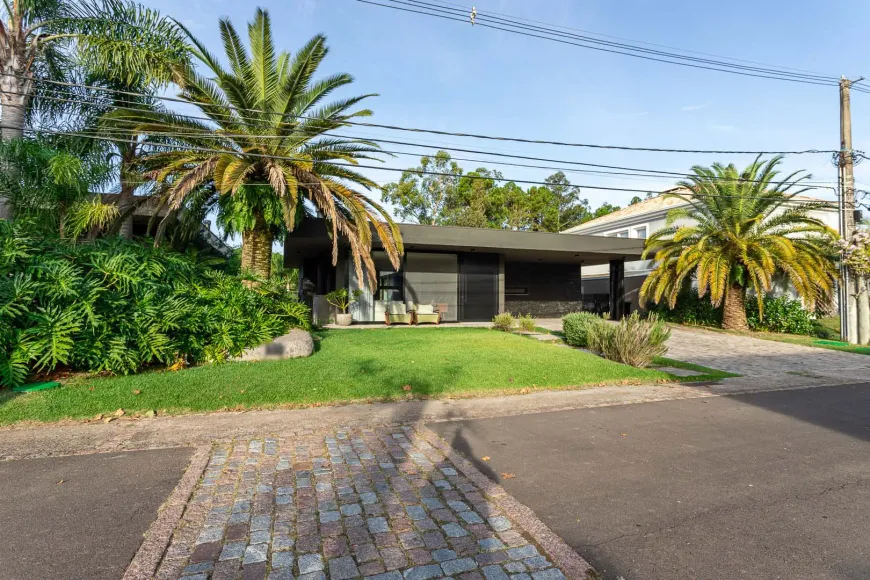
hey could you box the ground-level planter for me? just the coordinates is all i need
[335,313,353,326]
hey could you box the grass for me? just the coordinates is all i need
[651,357,739,382]
[0,327,696,426]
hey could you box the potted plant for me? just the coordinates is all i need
[325,288,363,326]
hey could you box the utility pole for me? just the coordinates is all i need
[840,76,868,344]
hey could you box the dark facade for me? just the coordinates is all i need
[286,220,644,323]
[503,261,583,317]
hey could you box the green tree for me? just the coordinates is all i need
[589,202,621,221]
[0,136,114,237]
[0,0,188,220]
[451,167,507,228]
[382,151,462,225]
[109,9,402,283]
[640,156,837,330]
[525,172,590,232]
[629,196,643,205]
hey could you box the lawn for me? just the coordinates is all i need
[0,327,701,426]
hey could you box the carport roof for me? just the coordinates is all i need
[285,220,645,266]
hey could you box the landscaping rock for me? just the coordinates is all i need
[237,329,314,361]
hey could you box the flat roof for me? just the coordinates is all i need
[285,220,645,266]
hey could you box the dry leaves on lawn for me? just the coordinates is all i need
[501,472,516,479]
[481,456,491,462]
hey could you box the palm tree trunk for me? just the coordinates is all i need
[0,63,30,221]
[241,210,272,281]
[722,283,749,330]
[118,182,135,239]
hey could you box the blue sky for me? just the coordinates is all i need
[143,0,870,233]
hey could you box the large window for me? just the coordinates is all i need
[634,226,647,239]
[377,270,403,302]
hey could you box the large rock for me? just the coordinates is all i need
[238,329,314,361]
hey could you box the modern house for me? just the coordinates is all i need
[284,219,644,324]
[563,188,841,312]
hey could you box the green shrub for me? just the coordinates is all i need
[0,222,310,387]
[587,312,670,368]
[491,312,515,331]
[518,314,537,332]
[562,312,607,347]
[647,287,722,327]
[811,317,841,340]
[746,296,814,335]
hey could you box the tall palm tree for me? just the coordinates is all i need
[109,8,402,282]
[0,0,188,219]
[640,156,837,330]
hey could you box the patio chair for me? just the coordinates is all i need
[413,303,441,325]
[384,301,413,325]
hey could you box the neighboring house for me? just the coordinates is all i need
[285,219,643,325]
[100,193,233,258]
[563,188,841,313]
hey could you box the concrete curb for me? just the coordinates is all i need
[122,444,211,580]
[417,426,596,579]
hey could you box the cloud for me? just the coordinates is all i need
[680,103,709,112]
[710,123,737,132]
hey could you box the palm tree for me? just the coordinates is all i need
[109,8,402,282]
[640,156,837,330]
[0,0,188,219]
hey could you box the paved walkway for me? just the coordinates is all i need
[147,426,585,580]
[536,319,870,390]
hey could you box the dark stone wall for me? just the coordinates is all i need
[505,299,584,317]
[504,261,583,317]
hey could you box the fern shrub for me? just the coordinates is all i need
[587,312,670,368]
[562,312,607,347]
[0,222,310,387]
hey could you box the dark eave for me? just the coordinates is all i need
[285,219,644,266]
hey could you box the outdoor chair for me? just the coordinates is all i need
[413,303,441,325]
[384,302,413,325]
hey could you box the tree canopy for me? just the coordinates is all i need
[382,151,621,232]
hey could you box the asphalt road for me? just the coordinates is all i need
[0,447,192,580]
[430,383,870,580]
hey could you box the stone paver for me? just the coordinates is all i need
[153,428,565,579]
[536,318,870,390]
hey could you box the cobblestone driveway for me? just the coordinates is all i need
[155,427,569,580]
[536,319,870,390]
[664,326,870,388]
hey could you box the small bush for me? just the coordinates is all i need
[562,312,607,347]
[518,314,537,332]
[746,296,814,335]
[587,312,670,368]
[491,312,515,331]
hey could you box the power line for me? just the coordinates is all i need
[359,0,869,91]
[426,0,839,79]
[9,125,839,204]
[86,121,841,189]
[9,77,845,155]
[389,0,839,83]
[4,84,844,191]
